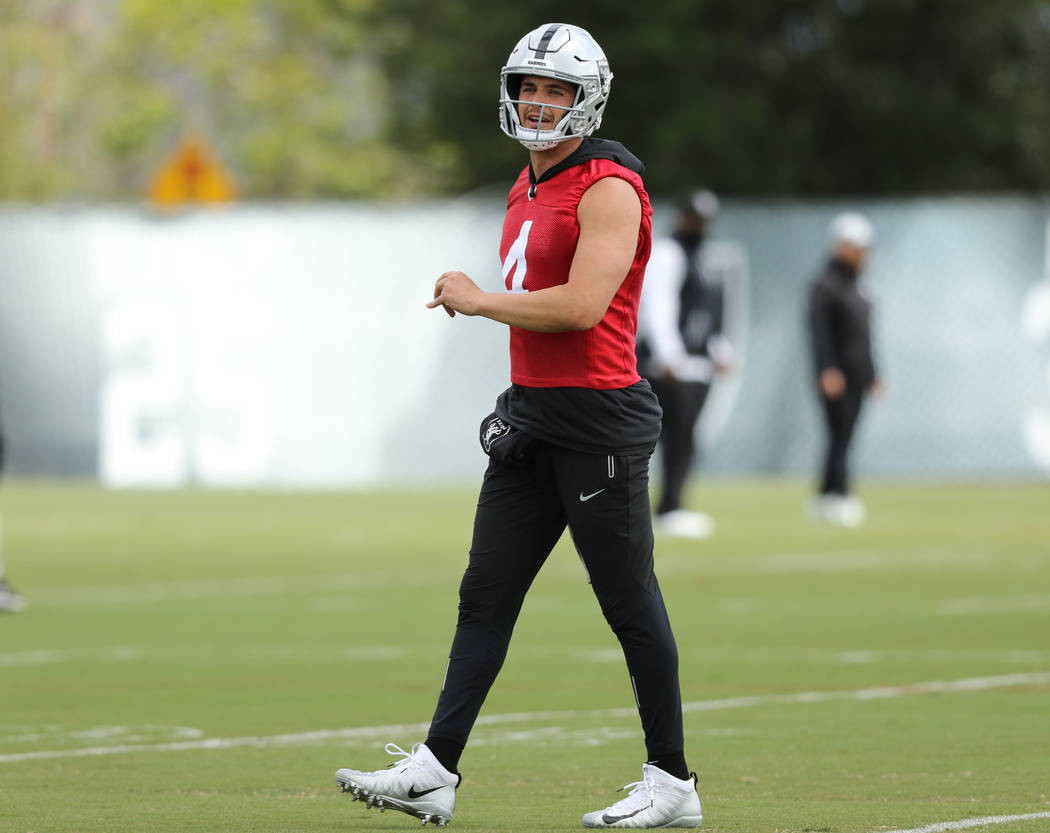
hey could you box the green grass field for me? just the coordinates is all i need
[1,478,1048,833]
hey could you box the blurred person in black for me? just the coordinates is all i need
[806,212,881,527]
[636,190,734,539]
[0,420,26,612]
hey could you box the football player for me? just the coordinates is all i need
[334,23,702,829]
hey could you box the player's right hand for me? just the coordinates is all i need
[427,271,482,318]
[819,367,846,399]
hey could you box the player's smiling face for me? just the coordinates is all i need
[517,75,577,131]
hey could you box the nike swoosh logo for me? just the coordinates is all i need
[579,489,605,502]
[602,802,652,824]
[407,785,444,799]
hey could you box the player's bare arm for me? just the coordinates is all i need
[427,176,641,332]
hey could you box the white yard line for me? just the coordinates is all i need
[936,595,1050,615]
[672,547,1006,575]
[0,650,68,667]
[28,573,445,606]
[8,644,1049,668]
[26,545,1041,608]
[28,574,374,605]
[27,561,1050,608]
[881,811,1050,833]
[1,671,1047,764]
[0,720,433,764]
[679,671,1050,713]
[0,647,143,667]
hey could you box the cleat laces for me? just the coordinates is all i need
[602,774,656,819]
[384,742,424,771]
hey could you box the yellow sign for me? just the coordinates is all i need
[149,138,237,206]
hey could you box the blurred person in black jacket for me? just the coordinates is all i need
[806,212,881,527]
[637,190,735,539]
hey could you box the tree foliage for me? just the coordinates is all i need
[0,0,453,200]
[373,0,1050,196]
[2,0,1049,200]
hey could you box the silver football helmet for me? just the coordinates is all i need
[499,23,612,150]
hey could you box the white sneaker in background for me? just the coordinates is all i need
[808,495,865,528]
[0,578,26,612]
[335,742,459,827]
[582,763,703,828]
[833,495,866,527]
[654,510,715,540]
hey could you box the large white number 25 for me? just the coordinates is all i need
[501,220,533,293]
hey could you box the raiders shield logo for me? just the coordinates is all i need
[481,415,512,453]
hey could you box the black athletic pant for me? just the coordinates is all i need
[428,442,685,760]
[649,378,711,516]
[819,386,865,495]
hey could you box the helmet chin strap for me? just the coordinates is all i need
[514,101,572,150]
[517,135,561,151]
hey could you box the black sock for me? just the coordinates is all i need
[647,750,689,781]
[424,736,464,774]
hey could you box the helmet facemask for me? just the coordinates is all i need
[500,72,586,151]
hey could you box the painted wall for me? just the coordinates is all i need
[1,196,1048,487]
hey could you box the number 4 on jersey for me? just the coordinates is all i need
[501,220,533,293]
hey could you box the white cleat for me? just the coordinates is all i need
[832,495,865,527]
[336,742,459,827]
[653,510,714,540]
[0,579,26,613]
[582,764,702,828]
[808,495,865,528]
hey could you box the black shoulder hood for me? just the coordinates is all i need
[528,138,645,194]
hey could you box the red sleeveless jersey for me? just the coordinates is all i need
[499,157,653,389]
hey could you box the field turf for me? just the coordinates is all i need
[1,478,1048,833]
